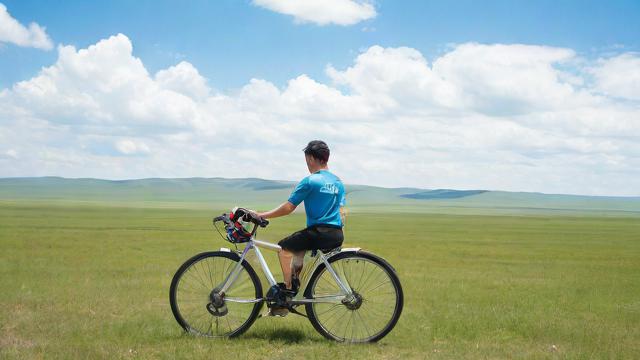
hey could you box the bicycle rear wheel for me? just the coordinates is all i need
[169,251,263,337]
[304,251,403,343]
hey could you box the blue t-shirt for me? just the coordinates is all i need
[287,170,346,228]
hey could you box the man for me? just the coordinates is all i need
[255,140,346,313]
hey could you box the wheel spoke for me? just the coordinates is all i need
[356,309,372,338]
[186,268,208,290]
[206,259,215,289]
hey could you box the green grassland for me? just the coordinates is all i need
[1,198,639,359]
[2,177,639,216]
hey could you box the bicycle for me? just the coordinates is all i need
[169,208,403,343]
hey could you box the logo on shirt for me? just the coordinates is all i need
[320,183,339,195]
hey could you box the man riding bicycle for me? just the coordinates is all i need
[254,140,346,314]
[170,142,402,338]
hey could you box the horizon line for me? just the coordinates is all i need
[1,175,638,199]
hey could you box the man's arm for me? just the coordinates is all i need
[256,201,297,219]
[340,206,346,225]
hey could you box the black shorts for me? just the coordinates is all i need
[278,225,344,252]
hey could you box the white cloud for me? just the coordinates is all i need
[328,44,593,115]
[0,149,17,159]
[0,3,53,50]
[8,34,203,130]
[590,53,640,100]
[115,139,150,155]
[155,61,210,100]
[431,43,585,114]
[253,0,376,26]
[327,46,458,110]
[1,34,639,196]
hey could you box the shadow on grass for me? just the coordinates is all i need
[243,327,321,344]
[161,321,319,344]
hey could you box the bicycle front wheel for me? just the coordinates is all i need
[304,251,403,343]
[169,251,263,337]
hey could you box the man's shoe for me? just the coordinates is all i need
[277,282,297,297]
[291,276,300,294]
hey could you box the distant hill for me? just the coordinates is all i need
[1,177,639,216]
[401,189,488,200]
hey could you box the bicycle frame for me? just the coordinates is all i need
[219,237,358,305]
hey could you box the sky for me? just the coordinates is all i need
[1,0,639,196]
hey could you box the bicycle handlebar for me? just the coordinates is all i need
[213,210,269,228]
[213,214,229,224]
[244,211,269,227]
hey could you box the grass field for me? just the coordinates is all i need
[1,200,639,359]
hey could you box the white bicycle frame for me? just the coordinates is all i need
[218,236,360,305]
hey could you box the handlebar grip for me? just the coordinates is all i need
[213,214,232,226]
[239,210,268,227]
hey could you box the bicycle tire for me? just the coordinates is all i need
[304,250,403,343]
[170,251,263,337]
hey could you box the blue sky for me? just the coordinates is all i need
[1,1,639,195]
[2,0,639,90]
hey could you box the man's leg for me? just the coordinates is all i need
[278,249,294,289]
[290,251,305,290]
[278,249,305,289]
